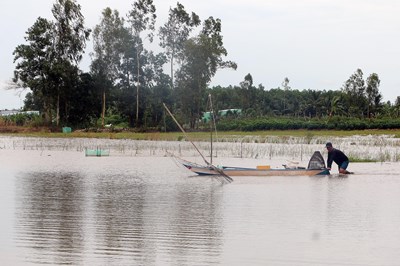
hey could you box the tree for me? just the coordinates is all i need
[114,41,169,128]
[365,73,382,118]
[239,74,253,110]
[142,53,170,129]
[13,17,55,123]
[395,96,400,117]
[342,69,367,117]
[329,94,345,117]
[200,17,237,74]
[127,0,156,126]
[244,73,253,88]
[175,17,237,128]
[91,8,126,127]
[240,73,252,90]
[303,90,324,117]
[281,77,290,113]
[15,1,90,126]
[23,92,42,111]
[131,50,169,128]
[51,0,91,125]
[159,2,200,89]
[66,72,101,127]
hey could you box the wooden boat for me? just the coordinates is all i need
[179,159,329,176]
[164,100,329,180]
[177,151,330,177]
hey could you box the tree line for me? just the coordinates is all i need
[211,70,400,120]
[11,0,400,131]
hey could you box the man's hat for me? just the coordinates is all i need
[325,142,332,148]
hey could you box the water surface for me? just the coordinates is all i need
[1,143,400,265]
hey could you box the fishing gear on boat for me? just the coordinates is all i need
[163,103,233,184]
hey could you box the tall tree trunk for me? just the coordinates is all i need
[43,98,52,125]
[136,49,140,127]
[56,93,60,126]
[101,89,106,128]
[170,54,174,89]
[64,101,68,124]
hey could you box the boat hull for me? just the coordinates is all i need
[182,163,329,176]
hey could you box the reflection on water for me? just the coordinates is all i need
[1,147,400,265]
[15,171,86,265]
[14,167,224,265]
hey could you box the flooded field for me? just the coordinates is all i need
[1,136,400,265]
[1,133,400,162]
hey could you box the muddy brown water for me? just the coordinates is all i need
[1,137,400,265]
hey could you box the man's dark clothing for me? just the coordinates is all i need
[327,148,349,168]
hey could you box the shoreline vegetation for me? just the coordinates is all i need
[1,125,399,141]
[2,125,400,163]
[0,118,400,162]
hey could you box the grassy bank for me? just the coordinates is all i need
[2,127,400,162]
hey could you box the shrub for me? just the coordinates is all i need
[216,116,400,131]
[0,112,41,126]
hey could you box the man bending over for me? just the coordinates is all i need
[326,142,351,174]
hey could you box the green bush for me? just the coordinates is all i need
[30,115,45,127]
[97,114,128,128]
[216,116,400,131]
[1,112,41,126]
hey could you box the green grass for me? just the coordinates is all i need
[348,156,379,163]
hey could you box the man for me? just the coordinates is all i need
[326,142,351,174]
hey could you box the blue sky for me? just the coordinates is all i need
[1,0,399,109]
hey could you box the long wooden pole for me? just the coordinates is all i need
[163,103,209,165]
[163,103,233,183]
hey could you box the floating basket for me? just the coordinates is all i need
[62,127,72,133]
[85,148,110,157]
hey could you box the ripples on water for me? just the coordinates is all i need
[1,137,400,265]
[11,168,220,265]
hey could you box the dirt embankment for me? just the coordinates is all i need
[0,126,51,133]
